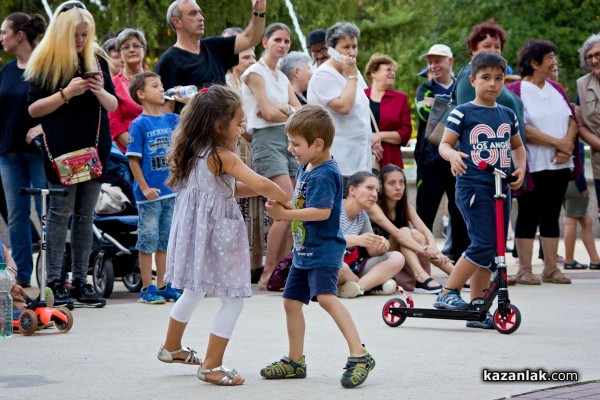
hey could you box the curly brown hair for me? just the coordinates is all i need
[166,85,242,189]
[466,19,507,57]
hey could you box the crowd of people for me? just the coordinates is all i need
[1,0,600,389]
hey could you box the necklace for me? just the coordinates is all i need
[259,59,278,80]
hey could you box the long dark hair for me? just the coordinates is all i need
[377,164,409,228]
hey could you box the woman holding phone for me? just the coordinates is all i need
[25,0,117,309]
[307,22,378,177]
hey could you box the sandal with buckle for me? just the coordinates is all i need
[542,267,571,284]
[340,350,376,388]
[197,364,244,386]
[563,260,588,270]
[157,345,201,365]
[260,356,307,379]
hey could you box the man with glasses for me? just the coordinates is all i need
[306,29,329,68]
[156,0,266,114]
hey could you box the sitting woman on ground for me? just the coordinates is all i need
[337,171,405,298]
[367,164,455,294]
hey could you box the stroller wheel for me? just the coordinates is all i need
[123,272,142,292]
[92,252,114,298]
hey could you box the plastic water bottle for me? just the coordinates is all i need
[0,263,13,339]
[163,85,198,100]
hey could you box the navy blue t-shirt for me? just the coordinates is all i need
[446,102,519,186]
[291,159,346,269]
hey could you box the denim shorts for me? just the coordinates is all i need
[252,125,298,178]
[283,265,340,304]
[455,184,510,269]
[136,197,175,254]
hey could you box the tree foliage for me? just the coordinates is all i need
[2,0,599,98]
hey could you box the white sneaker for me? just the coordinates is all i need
[368,279,397,295]
[338,282,364,298]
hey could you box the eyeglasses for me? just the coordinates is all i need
[310,47,328,57]
[585,51,600,63]
[120,44,144,51]
[58,1,86,14]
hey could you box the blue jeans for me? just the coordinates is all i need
[46,180,101,282]
[136,197,175,254]
[0,152,46,284]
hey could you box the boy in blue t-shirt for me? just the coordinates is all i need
[126,72,179,305]
[261,105,375,388]
[434,52,526,328]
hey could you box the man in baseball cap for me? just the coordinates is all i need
[306,29,329,66]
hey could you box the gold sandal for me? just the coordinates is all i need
[157,345,201,365]
[197,365,244,386]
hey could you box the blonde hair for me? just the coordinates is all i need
[24,1,106,90]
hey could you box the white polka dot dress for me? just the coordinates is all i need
[164,156,251,297]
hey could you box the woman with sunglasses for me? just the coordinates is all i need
[0,12,46,288]
[108,28,147,153]
[25,0,117,309]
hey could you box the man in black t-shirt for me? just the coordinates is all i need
[156,0,266,114]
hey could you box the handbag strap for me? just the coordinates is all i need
[43,56,103,163]
[368,106,379,133]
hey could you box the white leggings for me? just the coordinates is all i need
[170,289,244,339]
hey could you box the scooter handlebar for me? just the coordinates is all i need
[477,161,518,183]
[19,187,69,197]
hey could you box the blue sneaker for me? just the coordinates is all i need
[139,285,166,304]
[158,283,181,302]
[433,289,470,310]
[466,312,494,329]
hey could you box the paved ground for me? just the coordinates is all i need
[2,240,600,400]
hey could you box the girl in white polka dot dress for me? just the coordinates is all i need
[157,85,291,386]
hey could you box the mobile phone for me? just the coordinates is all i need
[83,71,101,79]
[327,47,344,62]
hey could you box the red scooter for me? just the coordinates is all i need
[382,162,522,334]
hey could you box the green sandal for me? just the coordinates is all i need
[260,356,307,379]
[341,351,376,388]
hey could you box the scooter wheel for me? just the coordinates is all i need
[18,309,38,336]
[382,298,407,327]
[53,307,74,333]
[493,304,521,334]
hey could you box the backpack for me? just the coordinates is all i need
[266,252,293,291]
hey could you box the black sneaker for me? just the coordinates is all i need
[48,279,75,310]
[70,279,106,308]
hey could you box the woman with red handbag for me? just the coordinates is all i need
[25,1,117,309]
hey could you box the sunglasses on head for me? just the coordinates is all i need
[58,1,86,14]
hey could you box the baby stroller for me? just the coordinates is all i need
[36,144,142,298]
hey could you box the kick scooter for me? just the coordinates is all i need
[382,162,522,334]
[13,187,74,336]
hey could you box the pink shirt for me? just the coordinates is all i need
[108,71,143,153]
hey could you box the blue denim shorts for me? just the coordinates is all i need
[136,197,175,254]
[455,184,510,269]
[283,265,340,304]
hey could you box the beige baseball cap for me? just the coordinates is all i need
[420,44,453,59]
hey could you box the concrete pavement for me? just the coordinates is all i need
[2,241,600,400]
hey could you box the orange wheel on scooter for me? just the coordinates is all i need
[493,304,521,334]
[53,307,73,333]
[382,298,407,327]
[18,309,38,336]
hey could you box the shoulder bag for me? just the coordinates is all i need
[424,95,455,146]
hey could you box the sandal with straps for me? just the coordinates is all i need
[157,345,202,365]
[340,350,376,388]
[563,260,588,270]
[542,267,571,284]
[260,356,307,379]
[197,365,244,386]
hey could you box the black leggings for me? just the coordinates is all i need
[515,168,570,239]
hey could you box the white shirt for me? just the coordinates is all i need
[241,61,291,130]
[307,63,372,176]
[521,80,573,172]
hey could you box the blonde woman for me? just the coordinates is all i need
[25,0,117,309]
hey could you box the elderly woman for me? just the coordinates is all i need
[280,51,312,105]
[108,28,146,153]
[577,33,600,244]
[25,0,117,308]
[364,54,412,169]
[307,22,376,177]
[0,12,46,287]
[507,39,578,285]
